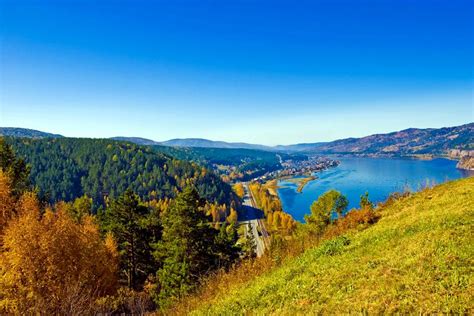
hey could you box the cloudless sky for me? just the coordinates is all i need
[1,0,473,145]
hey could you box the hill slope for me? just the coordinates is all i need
[190,177,474,314]
[0,127,63,138]
[6,137,235,206]
[307,123,473,156]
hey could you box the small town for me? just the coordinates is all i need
[256,156,340,181]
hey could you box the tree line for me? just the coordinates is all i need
[6,137,237,208]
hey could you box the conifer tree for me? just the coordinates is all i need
[0,138,29,196]
[359,191,374,210]
[242,222,257,258]
[104,189,160,289]
[153,186,218,308]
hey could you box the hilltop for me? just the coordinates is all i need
[179,177,474,314]
[0,127,63,138]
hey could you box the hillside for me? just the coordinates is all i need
[6,137,235,206]
[307,123,473,156]
[186,177,474,314]
[0,127,63,138]
[3,123,473,157]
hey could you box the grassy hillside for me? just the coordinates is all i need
[188,177,474,314]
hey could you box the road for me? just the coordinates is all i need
[239,183,267,257]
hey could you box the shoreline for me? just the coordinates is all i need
[283,175,318,193]
[296,175,317,193]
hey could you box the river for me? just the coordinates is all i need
[277,157,473,222]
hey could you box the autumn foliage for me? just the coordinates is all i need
[0,171,119,314]
[249,182,297,235]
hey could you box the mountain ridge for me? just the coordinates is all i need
[159,138,272,151]
[2,123,473,156]
[0,127,63,139]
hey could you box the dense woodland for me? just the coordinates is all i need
[6,137,237,208]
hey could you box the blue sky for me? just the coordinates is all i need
[1,0,473,145]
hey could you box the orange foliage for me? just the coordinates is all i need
[323,208,380,239]
[0,179,119,314]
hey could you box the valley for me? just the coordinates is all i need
[1,124,472,314]
[1,1,472,313]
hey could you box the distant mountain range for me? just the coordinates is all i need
[159,138,272,151]
[110,136,160,146]
[308,123,473,156]
[2,123,473,157]
[111,136,272,150]
[0,127,63,139]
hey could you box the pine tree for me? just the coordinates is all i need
[104,189,159,289]
[153,186,218,308]
[242,222,257,258]
[0,138,29,196]
[214,223,241,268]
[360,191,374,210]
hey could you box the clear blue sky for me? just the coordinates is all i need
[1,0,473,145]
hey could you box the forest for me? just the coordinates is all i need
[6,137,237,208]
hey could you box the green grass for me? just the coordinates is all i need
[191,177,474,314]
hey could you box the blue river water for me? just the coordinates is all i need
[277,157,473,222]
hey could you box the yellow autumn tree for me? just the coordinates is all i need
[0,193,119,314]
[226,207,238,224]
[232,183,245,199]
